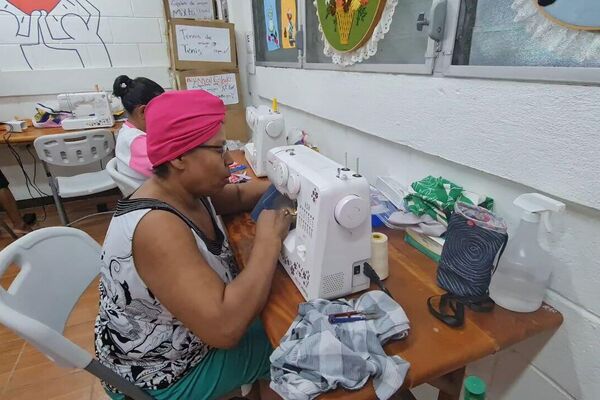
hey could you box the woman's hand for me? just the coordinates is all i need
[256,208,292,244]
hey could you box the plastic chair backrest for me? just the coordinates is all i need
[105,157,140,197]
[0,227,102,368]
[33,129,115,167]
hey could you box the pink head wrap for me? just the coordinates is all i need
[145,90,226,167]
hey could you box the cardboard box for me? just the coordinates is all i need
[176,69,248,141]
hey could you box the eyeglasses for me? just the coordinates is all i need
[196,143,229,158]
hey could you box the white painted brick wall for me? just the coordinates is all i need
[0,15,18,41]
[159,18,169,42]
[139,43,171,66]
[131,0,167,18]
[92,0,134,17]
[108,18,163,44]
[103,44,142,66]
[0,1,172,199]
[0,45,30,71]
[511,292,600,399]
[0,0,170,72]
[489,351,573,400]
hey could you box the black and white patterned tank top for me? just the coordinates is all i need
[94,198,239,390]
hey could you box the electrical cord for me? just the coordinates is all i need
[25,144,49,222]
[3,132,48,222]
[25,145,50,196]
[36,103,71,115]
[66,211,114,227]
[364,262,393,298]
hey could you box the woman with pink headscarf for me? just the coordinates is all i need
[95,90,290,399]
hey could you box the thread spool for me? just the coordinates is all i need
[371,232,389,280]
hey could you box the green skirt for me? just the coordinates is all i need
[106,320,272,400]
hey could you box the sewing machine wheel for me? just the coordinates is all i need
[287,173,301,197]
[274,162,289,187]
[265,119,284,138]
[334,195,369,230]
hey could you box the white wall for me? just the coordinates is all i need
[229,1,599,399]
[0,0,172,201]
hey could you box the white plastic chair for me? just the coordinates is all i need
[0,227,153,400]
[33,130,117,225]
[105,157,141,197]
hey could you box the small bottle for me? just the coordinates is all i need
[464,376,486,400]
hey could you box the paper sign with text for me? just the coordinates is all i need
[185,73,239,105]
[175,24,231,62]
[167,0,214,20]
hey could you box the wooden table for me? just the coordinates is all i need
[222,153,563,400]
[1,120,123,145]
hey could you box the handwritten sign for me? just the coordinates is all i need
[185,73,239,105]
[167,0,214,20]
[175,24,231,62]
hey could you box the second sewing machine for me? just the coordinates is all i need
[57,92,115,131]
[244,103,286,177]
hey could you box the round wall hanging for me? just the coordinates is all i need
[314,0,398,66]
[512,0,600,62]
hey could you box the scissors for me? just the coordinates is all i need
[328,310,384,324]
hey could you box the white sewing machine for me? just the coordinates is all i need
[57,92,115,131]
[244,105,286,177]
[267,145,372,300]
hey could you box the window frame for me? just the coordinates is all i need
[440,0,600,85]
[252,0,600,85]
[301,0,437,75]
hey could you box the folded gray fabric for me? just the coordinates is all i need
[388,211,447,237]
[270,291,410,400]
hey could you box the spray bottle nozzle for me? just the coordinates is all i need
[514,193,565,232]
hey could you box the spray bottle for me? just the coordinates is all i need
[489,193,565,313]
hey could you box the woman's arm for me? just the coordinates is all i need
[133,208,290,348]
[211,179,272,215]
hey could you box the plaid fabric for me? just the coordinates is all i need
[269,291,411,400]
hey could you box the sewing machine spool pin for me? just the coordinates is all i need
[342,152,350,172]
[353,158,362,178]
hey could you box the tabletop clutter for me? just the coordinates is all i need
[265,169,565,399]
[370,175,564,325]
[2,91,125,134]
